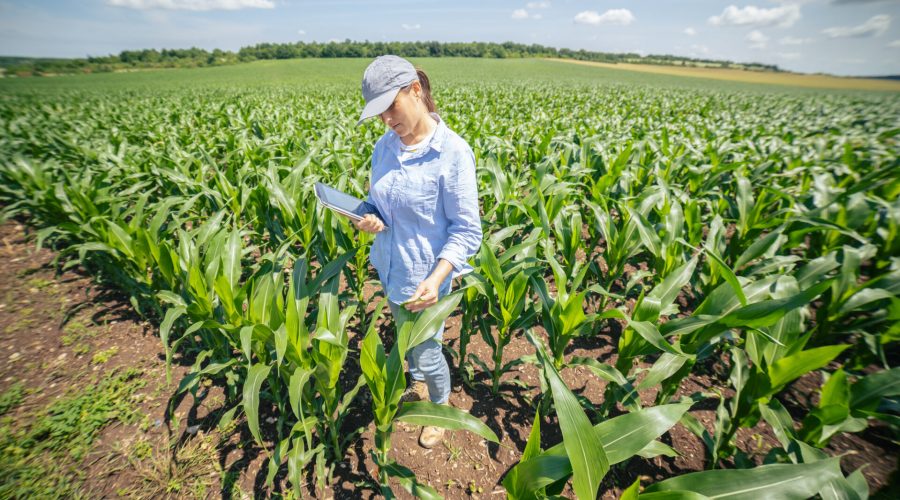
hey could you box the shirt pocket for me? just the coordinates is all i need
[406,175,439,222]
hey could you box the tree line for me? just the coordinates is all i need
[0,40,780,77]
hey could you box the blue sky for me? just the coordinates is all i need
[1,1,898,76]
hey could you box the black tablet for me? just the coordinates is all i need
[313,182,386,227]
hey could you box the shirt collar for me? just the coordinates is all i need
[389,112,446,155]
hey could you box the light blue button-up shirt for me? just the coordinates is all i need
[365,113,482,303]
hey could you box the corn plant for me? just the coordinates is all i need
[360,292,498,498]
[470,241,539,394]
[799,366,900,447]
[502,330,690,499]
[530,246,596,370]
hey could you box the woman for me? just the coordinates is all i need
[354,55,482,448]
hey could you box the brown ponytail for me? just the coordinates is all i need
[416,68,436,113]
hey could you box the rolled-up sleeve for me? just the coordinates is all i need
[436,148,482,274]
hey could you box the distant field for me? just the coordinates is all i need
[549,57,900,92]
[2,57,896,94]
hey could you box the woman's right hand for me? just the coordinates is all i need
[354,214,385,234]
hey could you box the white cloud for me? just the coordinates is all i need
[526,1,551,8]
[574,9,635,26]
[708,5,800,28]
[512,8,542,20]
[107,0,274,11]
[401,23,421,30]
[684,27,697,36]
[889,39,900,47]
[512,9,529,20]
[823,15,891,38]
[779,36,813,45]
[777,52,801,60]
[747,30,769,49]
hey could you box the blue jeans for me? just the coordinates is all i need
[387,283,451,404]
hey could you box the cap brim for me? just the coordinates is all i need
[357,88,400,125]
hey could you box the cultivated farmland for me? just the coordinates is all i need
[0,58,898,498]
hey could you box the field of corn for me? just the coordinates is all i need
[1,58,898,498]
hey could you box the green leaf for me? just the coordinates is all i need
[395,401,498,443]
[532,332,608,500]
[289,366,313,421]
[569,357,628,386]
[381,461,442,500]
[758,399,796,450]
[718,279,832,330]
[243,363,272,445]
[627,206,662,258]
[105,220,135,259]
[479,243,506,296]
[503,408,546,500]
[160,306,185,383]
[706,249,747,306]
[819,369,850,408]
[644,458,844,499]
[522,407,543,461]
[544,403,691,465]
[223,228,242,290]
[639,353,690,390]
[398,292,463,355]
[504,455,572,500]
[837,288,895,316]
[629,321,687,356]
[274,324,287,366]
[850,366,900,410]
[636,440,680,459]
[240,326,253,363]
[768,345,849,393]
[734,229,783,271]
[639,491,711,499]
[645,256,698,318]
[621,479,641,500]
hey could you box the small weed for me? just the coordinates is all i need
[15,268,39,279]
[443,439,463,463]
[92,347,119,364]
[73,343,90,356]
[123,430,222,499]
[0,383,25,415]
[26,278,54,291]
[131,438,154,461]
[61,319,95,346]
[0,368,145,497]
[4,313,35,334]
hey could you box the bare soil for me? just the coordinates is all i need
[0,219,896,499]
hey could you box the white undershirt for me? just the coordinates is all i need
[398,122,436,162]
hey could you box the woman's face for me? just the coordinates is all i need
[379,81,427,141]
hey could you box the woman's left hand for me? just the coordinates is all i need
[405,276,442,312]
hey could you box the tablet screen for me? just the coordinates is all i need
[314,182,375,221]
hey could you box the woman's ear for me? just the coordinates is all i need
[410,80,423,98]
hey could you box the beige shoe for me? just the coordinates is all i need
[400,380,428,403]
[418,425,444,449]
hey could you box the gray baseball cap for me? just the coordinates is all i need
[358,55,418,125]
